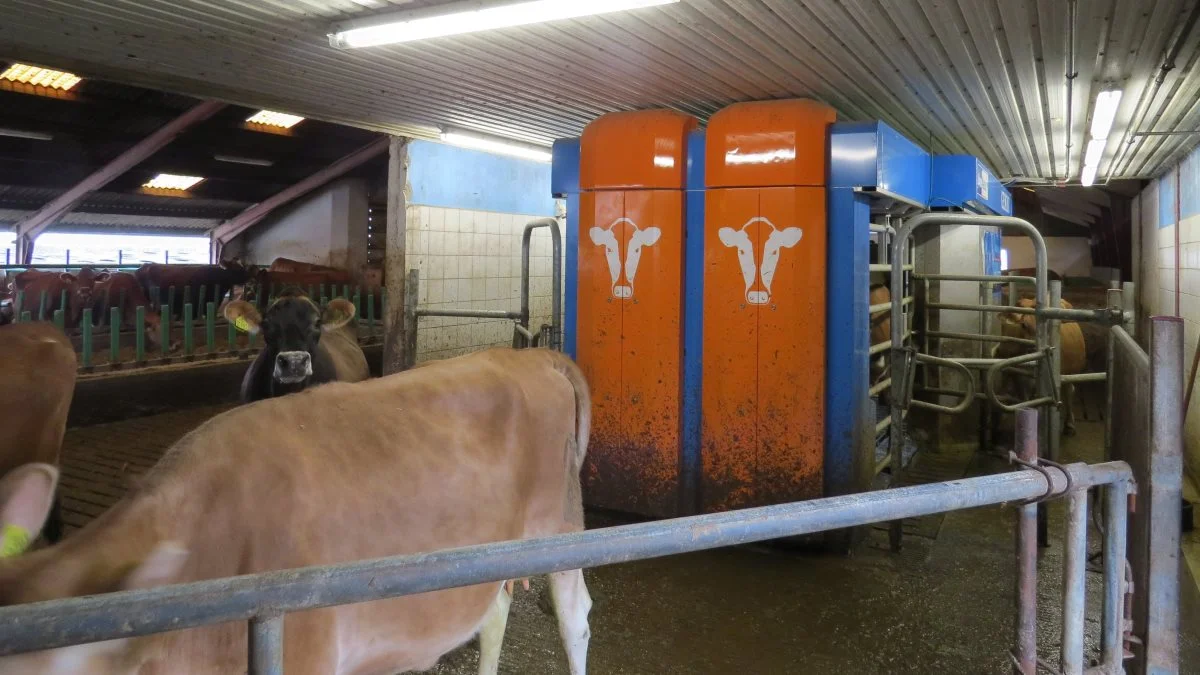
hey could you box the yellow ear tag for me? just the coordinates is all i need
[234,316,252,333]
[0,524,32,558]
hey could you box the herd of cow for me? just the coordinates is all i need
[0,273,591,672]
[0,258,364,347]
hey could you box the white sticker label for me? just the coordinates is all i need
[976,159,990,201]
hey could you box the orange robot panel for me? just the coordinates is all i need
[701,187,760,511]
[580,110,697,191]
[754,186,825,505]
[705,99,836,189]
[701,187,825,511]
[577,190,625,512]
[578,189,686,517]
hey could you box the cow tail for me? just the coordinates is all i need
[551,352,591,470]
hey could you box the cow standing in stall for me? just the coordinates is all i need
[993,298,1102,435]
[224,289,369,402]
[0,348,593,675]
[85,271,166,348]
[0,323,77,552]
[4,270,80,327]
[134,261,252,321]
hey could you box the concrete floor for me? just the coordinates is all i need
[61,407,1200,674]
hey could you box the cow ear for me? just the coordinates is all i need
[224,301,262,334]
[641,227,662,246]
[94,272,111,283]
[59,272,77,283]
[321,298,356,331]
[0,464,59,555]
[120,542,188,591]
[588,227,606,245]
[717,227,739,246]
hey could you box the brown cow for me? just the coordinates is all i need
[6,270,79,327]
[0,323,76,549]
[869,284,891,392]
[0,348,593,674]
[268,257,342,273]
[88,272,164,347]
[134,261,252,319]
[993,298,1093,435]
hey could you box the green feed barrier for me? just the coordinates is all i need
[135,307,146,363]
[167,286,176,320]
[38,290,47,322]
[81,309,93,368]
[53,309,64,333]
[160,310,170,358]
[197,286,207,315]
[183,304,194,357]
[110,307,120,366]
[13,291,23,322]
[206,302,216,353]
[19,311,31,323]
[367,292,376,337]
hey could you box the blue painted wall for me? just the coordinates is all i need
[408,139,557,216]
[1181,144,1200,220]
[1160,172,1177,228]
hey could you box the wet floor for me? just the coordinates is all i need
[61,408,1200,674]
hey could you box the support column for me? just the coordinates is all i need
[382,136,410,375]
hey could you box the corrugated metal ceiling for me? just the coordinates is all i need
[0,0,1198,181]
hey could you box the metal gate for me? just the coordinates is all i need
[884,212,1129,550]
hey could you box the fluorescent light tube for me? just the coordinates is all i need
[330,0,679,48]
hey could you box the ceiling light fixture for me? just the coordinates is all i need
[1080,163,1097,187]
[0,127,53,141]
[1083,138,1107,168]
[214,154,275,167]
[1089,89,1123,140]
[440,131,552,162]
[245,110,305,129]
[144,173,205,190]
[0,63,82,90]
[329,0,679,48]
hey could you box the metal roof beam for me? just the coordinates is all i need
[211,136,388,245]
[13,99,226,262]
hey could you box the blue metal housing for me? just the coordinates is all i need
[680,129,706,515]
[929,155,1012,216]
[829,120,931,207]
[826,121,931,501]
[552,138,581,359]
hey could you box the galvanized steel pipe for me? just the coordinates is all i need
[0,461,1133,657]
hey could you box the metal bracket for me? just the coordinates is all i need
[986,350,1056,412]
[1008,453,1073,505]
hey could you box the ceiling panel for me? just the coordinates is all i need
[0,0,1197,180]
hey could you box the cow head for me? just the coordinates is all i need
[589,218,661,299]
[718,217,803,305]
[224,289,356,389]
[0,464,189,675]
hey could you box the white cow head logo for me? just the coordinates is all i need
[718,217,803,305]
[589,218,661,299]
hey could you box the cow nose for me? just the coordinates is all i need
[613,285,632,299]
[747,291,769,305]
[274,351,312,384]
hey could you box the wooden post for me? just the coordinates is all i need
[382,135,410,375]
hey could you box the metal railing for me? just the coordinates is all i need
[401,218,562,368]
[0,415,1136,674]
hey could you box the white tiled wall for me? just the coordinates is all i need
[405,203,564,363]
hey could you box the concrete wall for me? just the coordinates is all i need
[236,177,369,273]
[404,140,561,363]
[1003,235,1093,277]
[1136,141,1199,481]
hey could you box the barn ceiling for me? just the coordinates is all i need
[0,0,1198,182]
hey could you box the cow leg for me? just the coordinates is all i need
[477,584,512,675]
[1062,382,1077,436]
[549,569,591,675]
